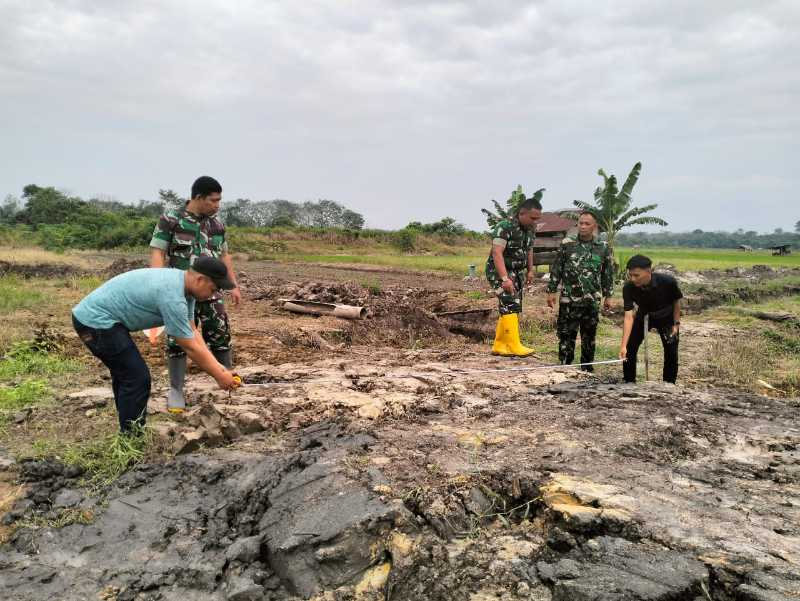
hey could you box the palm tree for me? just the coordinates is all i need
[482,185,545,229]
[573,162,667,250]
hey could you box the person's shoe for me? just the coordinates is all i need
[167,355,187,414]
[212,349,233,369]
[492,313,534,357]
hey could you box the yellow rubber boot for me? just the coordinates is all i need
[491,316,511,355]
[494,313,534,357]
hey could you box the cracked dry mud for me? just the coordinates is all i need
[2,348,799,601]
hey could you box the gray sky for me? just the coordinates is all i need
[1,1,798,232]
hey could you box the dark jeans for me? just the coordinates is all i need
[623,317,679,384]
[72,314,151,433]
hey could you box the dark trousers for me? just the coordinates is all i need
[623,317,679,384]
[556,303,600,371]
[72,315,151,433]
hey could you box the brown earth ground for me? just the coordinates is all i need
[1,257,800,600]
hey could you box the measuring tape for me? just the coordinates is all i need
[231,358,625,388]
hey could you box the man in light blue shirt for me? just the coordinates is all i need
[72,257,239,432]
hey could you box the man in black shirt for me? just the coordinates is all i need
[619,255,683,383]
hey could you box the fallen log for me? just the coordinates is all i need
[280,299,367,320]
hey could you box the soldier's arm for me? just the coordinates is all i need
[546,246,564,293]
[220,253,238,288]
[490,222,513,286]
[491,245,509,280]
[149,214,173,268]
[601,247,614,310]
[220,252,241,305]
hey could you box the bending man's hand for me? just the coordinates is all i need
[215,369,238,391]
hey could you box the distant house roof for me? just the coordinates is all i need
[536,212,577,235]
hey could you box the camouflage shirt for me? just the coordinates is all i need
[149,206,228,270]
[547,237,614,305]
[489,217,535,273]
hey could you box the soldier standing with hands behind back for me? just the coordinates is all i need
[150,176,242,412]
[547,211,614,371]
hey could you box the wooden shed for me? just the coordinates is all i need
[533,212,578,266]
[770,244,792,256]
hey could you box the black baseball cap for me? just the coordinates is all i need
[191,256,236,290]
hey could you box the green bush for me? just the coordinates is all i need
[392,229,417,253]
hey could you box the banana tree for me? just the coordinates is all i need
[573,162,667,250]
[483,185,545,229]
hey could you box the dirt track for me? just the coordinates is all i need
[1,261,800,600]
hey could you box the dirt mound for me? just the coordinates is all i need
[248,279,491,347]
[0,260,85,279]
[103,258,148,277]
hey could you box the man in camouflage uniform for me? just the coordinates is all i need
[547,211,613,371]
[485,196,542,356]
[149,176,241,411]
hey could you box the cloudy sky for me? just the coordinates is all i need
[1,1,797,232]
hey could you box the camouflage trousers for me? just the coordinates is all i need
[557,302,599,370]
[167,297,231,358]
[486,261,525,315]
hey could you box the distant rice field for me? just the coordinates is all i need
[615,247,800,271]
[281,246,799,276]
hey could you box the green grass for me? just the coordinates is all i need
[0,275,45,312]
[61,275,104,293]
[0,344,82,381]
[0,380,49,413]
[30,426,151,489]
[616,247,800,271]
[519,317,558,358]
[15,507,96,531]
[283,252,487,276]
[253,246,800,277]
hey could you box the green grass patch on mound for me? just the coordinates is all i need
[0,380,49,413]
[0,380,50,431]
[30,426,151,489]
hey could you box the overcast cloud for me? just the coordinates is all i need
[1,0,797,231]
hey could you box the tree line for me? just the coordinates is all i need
[0,185,368,250]
[617,229,800,249]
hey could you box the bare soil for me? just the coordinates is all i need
[1,259,799,600]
